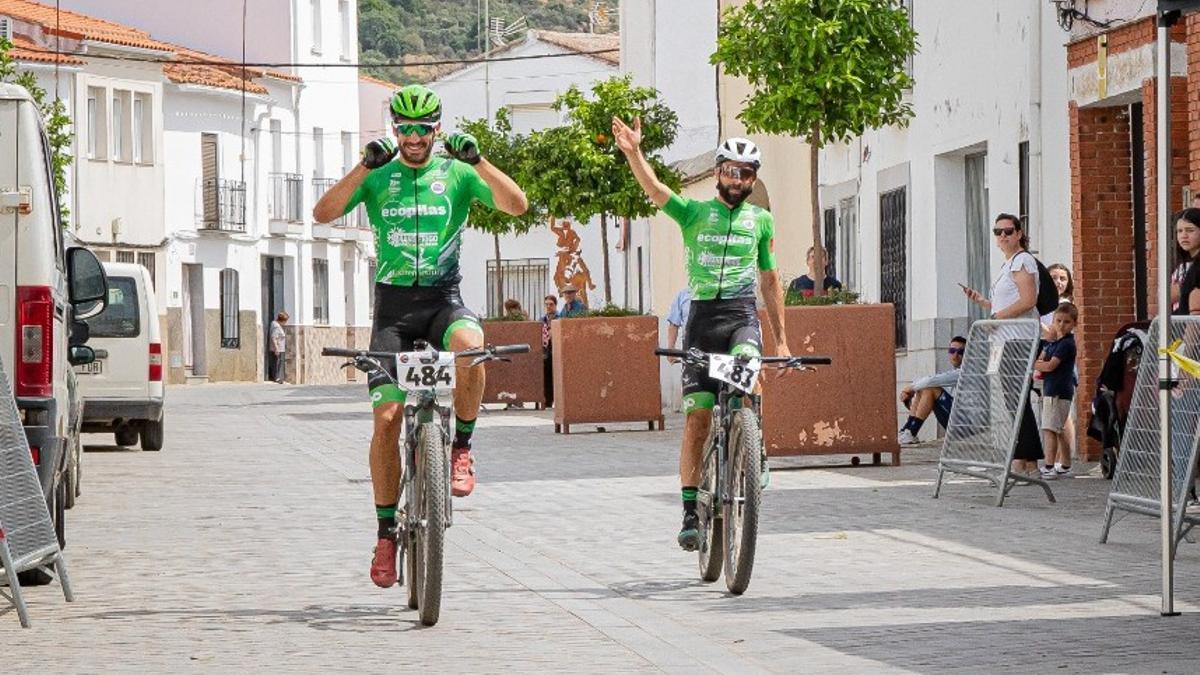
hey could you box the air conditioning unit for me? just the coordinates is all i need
[0,16,13,42]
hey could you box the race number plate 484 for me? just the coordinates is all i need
[708,353,762,394]
[395,351,456,391]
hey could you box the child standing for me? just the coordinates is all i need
[1034,302,1078,479]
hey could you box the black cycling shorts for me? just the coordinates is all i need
[681,298,763,409]
[367,283,481,393]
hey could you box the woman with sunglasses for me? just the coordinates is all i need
[963,213,1044,475]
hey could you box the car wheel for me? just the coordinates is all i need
[141,417,164,452]
[115,426,139,447]
[17,480,65,587]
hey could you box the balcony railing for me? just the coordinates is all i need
[198,179,246,232]
[269,172,304,223]
[312,177,344,226]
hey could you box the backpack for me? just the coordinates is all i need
[1032,255,1059,316]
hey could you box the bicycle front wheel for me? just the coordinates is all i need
[415,421,448,626]
[698,426,724,582]
[723,407,762,595]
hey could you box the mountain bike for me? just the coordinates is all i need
[323,341,529,626]
[655,347,831,594]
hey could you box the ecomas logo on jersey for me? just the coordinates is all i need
[698,233,754,246]
[381,204,449,219]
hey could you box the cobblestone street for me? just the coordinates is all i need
[6,383,1200,673]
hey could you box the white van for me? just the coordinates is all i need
[0,83,107,574]
[78,262,165,450]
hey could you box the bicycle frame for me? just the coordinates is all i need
[401,387,455,530]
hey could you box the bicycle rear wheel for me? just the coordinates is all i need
[698,427,724,582]
[415,421,447,626]
[723,407,761,595]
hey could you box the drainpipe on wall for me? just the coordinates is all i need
[1029,0,1044,252]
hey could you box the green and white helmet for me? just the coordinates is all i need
[390,84,442,124]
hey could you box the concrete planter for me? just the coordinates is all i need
[481,320,545,407]
[551,315,664,434]
[761,304,900,465]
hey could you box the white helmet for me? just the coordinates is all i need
[715,137,762,169]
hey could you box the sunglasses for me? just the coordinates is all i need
[948,347,965,355]
[992,227,1016,237]
[719,165,756,181]
[393,122,437,137]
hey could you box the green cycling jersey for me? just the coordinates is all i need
[662,192,777,301]
[345,156,495,287]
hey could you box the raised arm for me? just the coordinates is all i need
[314,164,370,224]
[612,116,671,208]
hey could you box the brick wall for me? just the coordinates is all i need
[1070,103,1136,461]
[1142,76,1191,318]
[1067,16,1185,70]
[1189,14,1200,191]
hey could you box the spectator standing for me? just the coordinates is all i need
[1034,303,1079,479]
[541,295,557,407]
[898,336,966,445]
[269,311,289,384]
[1172,209,1200,313]
[963,213,1043,474]
[787,247,843,297]
[665,287,692,363]
[1041,264,1074,337]
[558,284,587,318]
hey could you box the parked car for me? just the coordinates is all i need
[77,262,165,451]
[0,83,107,583]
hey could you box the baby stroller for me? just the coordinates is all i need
[1087,320,1150,479]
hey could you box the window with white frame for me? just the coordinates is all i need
[312,127,324,179]
[341,131,354,174]
[311,0,323,54]
[88,86,107,160]
[133,92,152,164]
[313,258,329,325]
[339,0,352,60]
[112,91,132,161]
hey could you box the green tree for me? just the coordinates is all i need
[459,108,544,317]
[711,0,916,291]
[526,75,680,305]
[0,38,73,228]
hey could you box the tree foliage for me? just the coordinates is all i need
[459,107,543,237]
[711,0,917,145]
[360,0,612,84]
[0,38,73,228]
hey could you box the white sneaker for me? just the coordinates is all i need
[898,429,919,446]
[1055,467,1074,479]
[1040,467,1057,480]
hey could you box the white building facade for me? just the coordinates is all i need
[58,0,370,384]
[816,0,1072,435]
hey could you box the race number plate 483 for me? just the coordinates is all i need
[394,351,456,391]
[708,353,762,393]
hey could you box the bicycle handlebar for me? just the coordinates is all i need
[321,344,531,360]
[653,347,831,366]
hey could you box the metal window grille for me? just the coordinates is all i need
[137,252,156,290]
[198,179,247,231]
[879,187,908,348]
[1018,141,1030,245]
[220,269,240,349]
[313,258,330,325]
[115,250,135,264]
[485,258,550,319]
[838,197,858,291]
[269,173,304,223]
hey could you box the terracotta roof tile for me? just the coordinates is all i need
[165,49,270,94]
[8,34,85,65]
[534,31,619,65]
[0,0,173,52]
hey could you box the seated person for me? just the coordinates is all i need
[788,246,843,296]
[898,336,967,445]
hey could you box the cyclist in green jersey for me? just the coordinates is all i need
[612,116,791,551]
[313,84,528,588]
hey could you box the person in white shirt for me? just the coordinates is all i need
[269,311,289,384]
